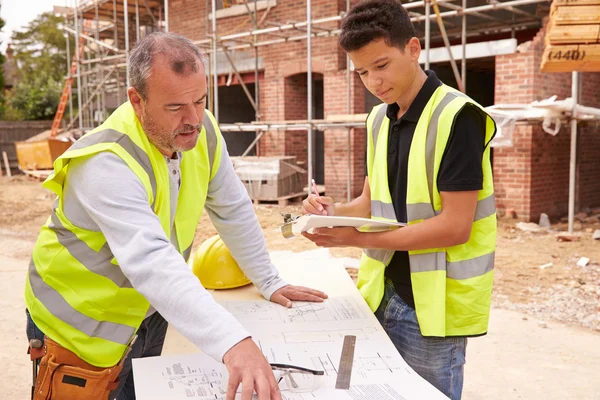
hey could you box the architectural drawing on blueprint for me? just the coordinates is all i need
[223,297,367,325]
[281,327,379,343]
[351,353,414,379]
[160,361,226,398]
[305,351,412,381]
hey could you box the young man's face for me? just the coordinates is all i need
[129,54,208,157]
[349,37,421,105]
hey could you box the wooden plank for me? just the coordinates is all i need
[2,151,11,178]
[552,5,600,24]
[552,0,600,5]
[325,113,368,122]
[548,24,600,45]
[22,169,53,180]
[541,44,600,72]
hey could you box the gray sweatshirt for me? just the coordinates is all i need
[62,139,287,362]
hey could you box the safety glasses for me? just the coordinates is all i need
[270,363,325,393]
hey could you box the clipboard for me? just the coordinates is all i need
[280,214,405,238]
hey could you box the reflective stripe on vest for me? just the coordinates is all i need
[69,129,158,208]
[27,110,219,350]
[370,200,396,221]
[49,212,133,288]
[28,259,136,345]
[408,251,494,279]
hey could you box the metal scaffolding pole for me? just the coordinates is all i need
[136,0,140,41]
[223,49,258,113]
[141,0,158,28]
[431,0,464,91]
[203,28,342,52]
[412,0,549,23]
[124,0,130,87]
[205,0,212,113]
[346,0,351,202]
[254,0,261,156]
[568,72,579,234]
[113,0,122,105]
[66,32,74,123]
[63,27,120,52]
[165,0,169,32]
[207,51,213,114]
[219,121,365,132]
[307,0,313,193]
[425,0,430,70]
[211,0,219,121]
[461,0,467,90]
[96,1,106,125]
[74,0,83,129]
[254,2,259,120]
[85,47,92,127]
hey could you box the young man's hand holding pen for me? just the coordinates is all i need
[302,179,335,216]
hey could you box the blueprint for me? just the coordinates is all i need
[133,349,440,400]
[132,249,448,400]
[222,297,367,325]
[133,352,227,399]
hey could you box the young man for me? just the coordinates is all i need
[25,32,327,400]
[302,1,496,399]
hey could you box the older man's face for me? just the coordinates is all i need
[134,55,207,157]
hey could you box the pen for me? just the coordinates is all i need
[311,179,320,197]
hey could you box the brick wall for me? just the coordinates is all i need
[323,71,366,199]
[494,24,600,221]
[169,0,362,200]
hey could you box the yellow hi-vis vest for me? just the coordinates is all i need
[358,84,497,337]
[24,102,223,367]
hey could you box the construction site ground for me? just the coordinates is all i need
[1,176,599,399]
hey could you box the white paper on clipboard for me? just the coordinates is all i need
[281,215,405,237]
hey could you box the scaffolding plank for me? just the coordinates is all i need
[551,5,600,24]
[547,24,600,44]
[325,114,368,122]
[541,44,600,72]
[552,0,600,5]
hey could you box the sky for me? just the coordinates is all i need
[0,0,70,52]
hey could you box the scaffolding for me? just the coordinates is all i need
[64,0,551,202]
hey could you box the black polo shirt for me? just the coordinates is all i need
[372,71,486,309]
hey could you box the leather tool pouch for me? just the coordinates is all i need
[31,336,122,400]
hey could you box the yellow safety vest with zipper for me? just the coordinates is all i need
[358,84,497,337]
[24,102,222,367]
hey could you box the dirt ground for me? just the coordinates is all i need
[1,176,599,399]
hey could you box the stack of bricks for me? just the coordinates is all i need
[541,0,600,72]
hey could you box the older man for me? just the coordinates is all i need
[25,32,326,400]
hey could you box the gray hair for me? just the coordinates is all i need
[129,32,206,99]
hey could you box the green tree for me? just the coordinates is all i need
[8,12,74,120]
[8,75,63,120]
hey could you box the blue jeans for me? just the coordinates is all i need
[375,281,467,400]
[26,309,168,400]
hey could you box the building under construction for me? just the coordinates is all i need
[56,0,599,224]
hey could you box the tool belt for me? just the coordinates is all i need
[30,336,123,400]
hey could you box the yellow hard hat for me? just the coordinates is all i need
[191,235,252,290]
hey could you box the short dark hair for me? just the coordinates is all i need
[129,32,206,99]
[339,0,416,52]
